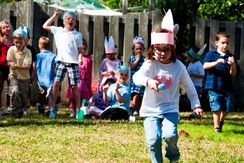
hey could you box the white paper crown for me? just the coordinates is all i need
[104,36,117,54]
[151,9,174,45]
[133,36,144,45]
[197,44,207,55]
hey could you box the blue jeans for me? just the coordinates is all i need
[143,113,180,163]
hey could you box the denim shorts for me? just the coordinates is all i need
[208,90,235,112]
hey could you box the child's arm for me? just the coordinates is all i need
[103,84,110,103]
[130,54,142,69]
[203,58,225,70]
[114,83,124,103]
[43,10,61,32]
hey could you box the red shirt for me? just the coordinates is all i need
[0,40,13,65]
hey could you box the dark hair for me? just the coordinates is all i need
[103,78,116,86]
[216,31,230,41]
[147,29,176,62]
[132,42,144,52]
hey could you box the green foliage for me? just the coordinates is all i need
[197,0,244,21]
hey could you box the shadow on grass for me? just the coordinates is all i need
[0,113,140,127]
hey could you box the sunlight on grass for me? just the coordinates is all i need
[0,107,243,162]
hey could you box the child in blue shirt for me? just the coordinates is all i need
[203,31,237,133]
[36,36,56,114]
[100,65,130,120]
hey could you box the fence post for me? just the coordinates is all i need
[239,22,244,111]
[122,0,128,15]
[26,0,34,45]
[195,17,205,48]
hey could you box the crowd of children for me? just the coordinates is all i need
[0,9,238,162]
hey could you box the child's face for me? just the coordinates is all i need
[116,71,128,83]
[63,14,76,31]
[215,36,230,53]
[154,44,172,64]
[106,53,116,60]
[0,23,11,37]
[133,43,144,55]
[13,37,25,51]
[81,44,87,54]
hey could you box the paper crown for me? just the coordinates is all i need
[133,36,144,45]
[188,44,207,60]
[13,26,27,39]
[116,65,129,73]
[21,25,31,38]
[63,11,77,19]
[104,36,117,54]
[151,9,174,45]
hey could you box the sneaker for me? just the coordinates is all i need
[69,113,75,118]
[49,106,58,118]
[189,112,198,119]
[215,127,221,133]
[23,111,27,116]
[36,103,45,114]
[7,107,13,114]
[133,110,139,116]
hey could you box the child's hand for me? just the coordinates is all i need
[216,58,225,64]
[147,79,159,91]
[103,84,109,92]
[227,56,235,66]
[11,64,18,70]
[108,71,115,77]
[194,107,204,118]
[54,10,61,17]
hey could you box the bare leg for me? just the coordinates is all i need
[220,111,227,121]
[0,79,4,108]
[51,80,60,108]
[71,84,80,110]
[213,111,221,129]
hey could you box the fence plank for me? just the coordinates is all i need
[195,17,205,48]
[109,16,119,50]
[79,14,89,46]
[123,14,135,66]
[93,16,104,81]
[151,9,162,29]
[226,22,236,55]
[139,12,149,49]
[209,19,219,49]
[239,22,244,111]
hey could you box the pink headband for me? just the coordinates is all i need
[105,48,117,54]
[151,32,174,45]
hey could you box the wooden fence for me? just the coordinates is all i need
[0,0,244,111]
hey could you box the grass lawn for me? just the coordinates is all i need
[0,107,243,162]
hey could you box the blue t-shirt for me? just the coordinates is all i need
[36,50,56,88]
[107,82,130,111]
[203,49,234,92]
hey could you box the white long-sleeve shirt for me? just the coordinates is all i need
[133,60,200,117]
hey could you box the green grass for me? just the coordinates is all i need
[0,107,243,162]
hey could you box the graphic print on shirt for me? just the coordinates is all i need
[154,73,172,90]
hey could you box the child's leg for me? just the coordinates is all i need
[144,116,163,163]
[162,113,180,162]
[19,79,30,113]
[9,78,22,115]
[71,84,80,110]
[213,111,221,129]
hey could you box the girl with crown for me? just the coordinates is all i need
[133,10,203,162]
[98,36,121,91]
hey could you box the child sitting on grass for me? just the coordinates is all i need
[100,65,130,120]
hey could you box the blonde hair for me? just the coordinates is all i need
[0,20,12,40]
[38,36,49,49]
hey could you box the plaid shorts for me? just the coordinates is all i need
[55,61,80,85]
